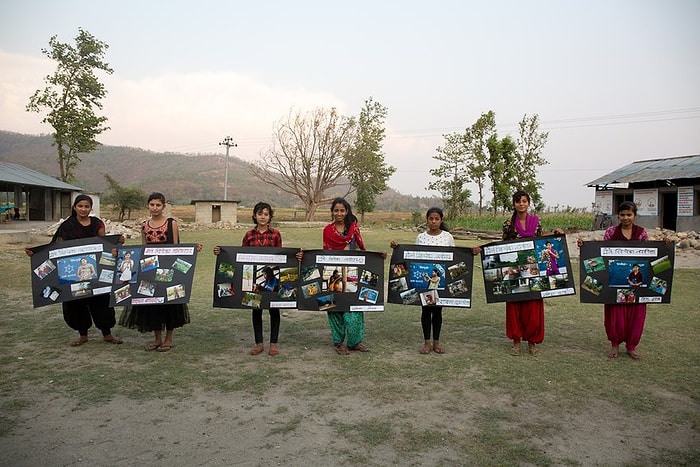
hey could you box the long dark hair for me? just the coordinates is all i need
[426,207,449,232]
[252,202,274,224]
[330,197,357,235]
[509,190,531,225]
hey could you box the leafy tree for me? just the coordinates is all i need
[486,134,518,214]
[465,111,496,215]
[26,28,113,183]
[251,107,357,221]
[102,174,147,221]
[515,113,549,211]
[346,98,396,223]
[428,132,471,219]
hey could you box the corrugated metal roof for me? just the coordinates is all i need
[0,161,82,190]
[585,154,700,186]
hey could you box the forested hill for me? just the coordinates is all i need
[0,130,438,209]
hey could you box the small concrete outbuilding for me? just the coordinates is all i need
[190,199,239,224]
[586,154,700,231]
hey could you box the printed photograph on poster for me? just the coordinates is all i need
[211,246,300,310]
[387,244,473,308]
[479,235,575,304]
[27,235,122,308]
[578,240,675,304]
[297,249,385,312]
[116,249,139,284]
[109,244,198,307]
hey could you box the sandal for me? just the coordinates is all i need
[71,336,88,347]
[335,344,350,355]
[420,344,431,354]
[349,343,369,352]
[627,349,641,360]
[145,343,161,351]
[158,344,173,352]
[509,345,521,356]
[433,345,445,354]
[528,343,540,356]
[250,345,265,356]
[607,347,619,359]
[103,335,123,344]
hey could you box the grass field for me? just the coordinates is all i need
[0,226,698,465]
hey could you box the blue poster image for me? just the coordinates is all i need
[57,254,98,284]
[608,260,650,288]
[408,262,446,290]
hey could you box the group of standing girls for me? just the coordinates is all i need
[34,191,655,361]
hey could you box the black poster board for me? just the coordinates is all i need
[579,240,674,304]
[212,246,300,310]
[28,235,122,308]
[480,234,576,303]
[387,245,474,308]
[297,250,385,312]
[109,244,199,306]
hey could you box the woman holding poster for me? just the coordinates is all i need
[578,201,650,359]
[119,192,200,352]
[501,191,563,356]
[322,197,369,355]
[26,194,123,347]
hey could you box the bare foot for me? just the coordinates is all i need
[627,349,641,360]
[607,346,619,359]
[71,336,88,347]
[433,343,445,354]
[420,343,431,354]
[335,344,350,355]
[145,342,162,351]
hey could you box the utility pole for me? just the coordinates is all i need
[219,136,237,200]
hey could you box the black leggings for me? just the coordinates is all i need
[252,308,280,344]
[421,306,442,341]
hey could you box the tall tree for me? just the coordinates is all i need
[26,28,113,182]
[251,107,357,221]
[515,113,549,211]
[465,111,496,215]
[346,98,396,223]
[428,132,471,219]
[486,134,518,214]
[102,174,147,221]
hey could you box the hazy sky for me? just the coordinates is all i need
[1,0,699,208]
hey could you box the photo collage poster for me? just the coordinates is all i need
[480,234,576,303]
[388,244,474,308]
[110,244,199,306]
[297,250,385,312]
[579,240,674,304]
[29,235,122,308]
[212,246,300,310]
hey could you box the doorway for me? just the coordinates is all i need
[661,192,677,231]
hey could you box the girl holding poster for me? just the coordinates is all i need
[577,201,650,359]
[119,192,199,352]
[500,191,562,356]
[391,207,455,354]
[214,202,283,356]
[322,197,369,355]
[26,194,123,347]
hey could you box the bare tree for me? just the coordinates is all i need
[251,107,357,220]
